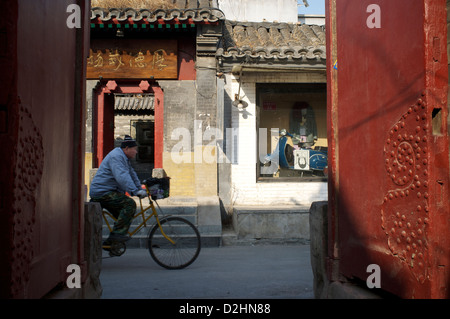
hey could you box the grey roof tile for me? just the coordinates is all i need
[91,5,225,23]
[218,21,326,64]
[114,94,154,111]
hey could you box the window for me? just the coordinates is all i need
[257,83,327,181]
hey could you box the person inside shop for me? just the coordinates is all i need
[290,101,318,148]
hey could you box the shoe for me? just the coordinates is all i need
[107,233,131,243]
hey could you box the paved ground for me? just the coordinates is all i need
[99,244,314,299]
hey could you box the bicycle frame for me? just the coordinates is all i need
[102,196,175,245]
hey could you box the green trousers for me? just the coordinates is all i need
[90,191,136,236]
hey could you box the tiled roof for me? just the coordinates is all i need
[91,4,225,23]
[114,94,154,111]
[217,21,326,65]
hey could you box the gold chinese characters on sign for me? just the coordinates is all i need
[87,39,177,79]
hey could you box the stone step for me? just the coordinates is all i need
[101,196,223,247]
[101,215,198,232]
[221,225,309,246]
[231,205,311,243]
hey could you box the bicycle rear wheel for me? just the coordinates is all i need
[148,216,201,269]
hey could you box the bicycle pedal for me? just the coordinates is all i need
[108,249,122,257]
[109,242,126,256]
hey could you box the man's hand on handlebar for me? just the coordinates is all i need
[135,189,147,198]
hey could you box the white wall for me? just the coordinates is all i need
[298,14,326,25]
[218,0,298,23]
[227,72,328,206]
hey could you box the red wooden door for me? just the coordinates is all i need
[326,0,449,298]
[0,0,89,298]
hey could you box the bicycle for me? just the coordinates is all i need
[101,178,201,270]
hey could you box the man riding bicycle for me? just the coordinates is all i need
[90,135,147,243]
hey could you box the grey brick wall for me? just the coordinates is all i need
[159,80,197,152]
[195,62,218,130]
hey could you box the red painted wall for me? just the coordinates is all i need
[0,0,89,298]
[93,84,115,167]
[327,0,449,298]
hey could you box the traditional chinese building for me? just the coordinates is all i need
[215,13,328,242]
[86,1,329,245]
[86,1,225,245]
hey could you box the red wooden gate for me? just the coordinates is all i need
[0,0,89,298]
[326,0,449,298]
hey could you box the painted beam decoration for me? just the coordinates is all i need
[87,39,177,79]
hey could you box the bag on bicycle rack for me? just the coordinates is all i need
[145,177,170,200]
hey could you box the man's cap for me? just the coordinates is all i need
[121,135,137,148]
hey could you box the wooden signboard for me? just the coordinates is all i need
[87,39,178,79]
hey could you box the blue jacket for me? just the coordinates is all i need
[89,147,142,198]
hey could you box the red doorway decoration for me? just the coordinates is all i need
[93,80,163,168]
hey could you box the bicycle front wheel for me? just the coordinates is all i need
[148,216,201,269]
